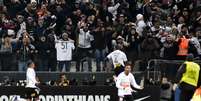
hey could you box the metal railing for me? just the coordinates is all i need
[146,59,201,82]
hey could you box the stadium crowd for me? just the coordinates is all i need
[0,0,201,72]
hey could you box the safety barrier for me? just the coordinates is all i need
[146,59,201,82]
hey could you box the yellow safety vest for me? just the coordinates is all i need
[180,61,200,87]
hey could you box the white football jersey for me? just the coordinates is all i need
[107,50,127,67]
[55,40,75,61]
[26,68,37,88]
[116,72,141,97]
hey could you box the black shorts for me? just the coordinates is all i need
[114,65,124,76]
[123,95,133,101]
[25,87,39,99]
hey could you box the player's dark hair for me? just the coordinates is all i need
[125,61,132,67]
[27,60,34,67]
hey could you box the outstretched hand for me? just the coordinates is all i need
[139,86,144,90]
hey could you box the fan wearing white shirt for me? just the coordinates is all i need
[76,25,94,72]
[116,62,143,101]
[55,33,75,72]
[136,14,146,36]
[107,2,120,21]
[25,60,40,101]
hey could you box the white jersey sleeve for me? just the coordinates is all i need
[122,53,127,62]
[130,73,141,89]
[107,52,112,59]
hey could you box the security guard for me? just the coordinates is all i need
[174,54,201,101]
